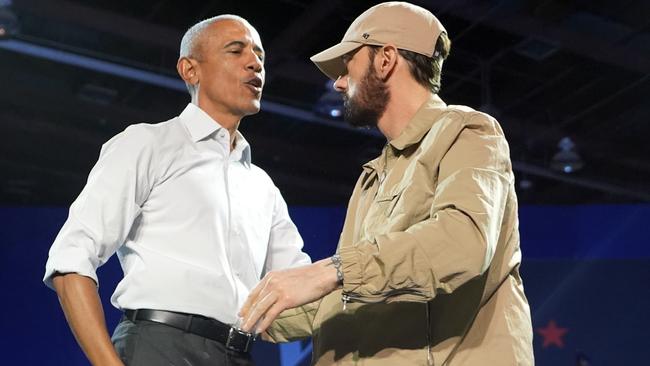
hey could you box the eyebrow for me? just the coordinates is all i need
[341,54,354,65]
[341,48,360,64]
[223,40,265,55]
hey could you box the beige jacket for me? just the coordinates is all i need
[268,95,534,365]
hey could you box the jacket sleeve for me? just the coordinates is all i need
[43,125,156,289]
[338,114,513,303]
[264,300,320,343]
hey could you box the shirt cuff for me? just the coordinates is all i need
[43,250,99,290]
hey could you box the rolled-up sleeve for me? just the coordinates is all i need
[43,125,156,289]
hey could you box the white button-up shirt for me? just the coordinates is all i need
[44,103,311,324]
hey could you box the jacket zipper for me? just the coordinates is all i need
[426,303,433,365]
[341,288,425,309]
[341,290,434,364]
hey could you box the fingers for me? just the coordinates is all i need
[239,273,273,319]
[239,270,303,333]
[253,302,285,334]
[241,291,278,332]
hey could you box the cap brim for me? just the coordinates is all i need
[310,41,363,80]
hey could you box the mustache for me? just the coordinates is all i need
[342,93,350,107]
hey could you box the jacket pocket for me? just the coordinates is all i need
[375,185,405,217]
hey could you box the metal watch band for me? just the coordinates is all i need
[331,254,344,284]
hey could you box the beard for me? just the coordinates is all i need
[342,63,390,128]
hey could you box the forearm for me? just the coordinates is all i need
[52,273,123,366]
[239,258,338,333]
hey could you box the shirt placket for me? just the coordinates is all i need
[215,130,243,313]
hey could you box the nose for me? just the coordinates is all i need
[246,51,264,73]
[333,75,347,93]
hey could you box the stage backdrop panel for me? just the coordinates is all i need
[0,204,648,365]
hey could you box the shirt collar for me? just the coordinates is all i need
[179,103,252,168]
[232,130,252,169]
[179,103,222,142]
[388,94,447,151]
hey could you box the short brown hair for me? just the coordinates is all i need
[369,32,451,94]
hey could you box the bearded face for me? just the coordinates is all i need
[342,60,390,128]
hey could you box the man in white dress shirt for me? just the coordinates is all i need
[43,14,311,366]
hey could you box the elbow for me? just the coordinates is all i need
[458,210,498,276]
[51,272,74,297]
[468,229,496,277]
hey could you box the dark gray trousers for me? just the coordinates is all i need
[111,316,254,366]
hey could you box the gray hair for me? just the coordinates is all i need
[179,14,249,96]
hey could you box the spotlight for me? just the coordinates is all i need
[551,137,584,173]
[328,108,342,118]
[518,177,533,190]
[0,1,19,40]
[314,80,344,119]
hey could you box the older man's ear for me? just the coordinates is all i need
[177,57,200,86]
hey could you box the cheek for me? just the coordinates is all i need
[347,79,357,98]
[204,64,236,87]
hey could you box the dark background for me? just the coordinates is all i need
[0,0,648,365]
[1,0,649,205]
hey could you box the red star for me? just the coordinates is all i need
[536,320,569,348]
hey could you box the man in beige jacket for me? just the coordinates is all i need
[239,2,534,365]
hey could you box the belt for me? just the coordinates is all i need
[125,309,255,353]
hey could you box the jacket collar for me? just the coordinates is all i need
[363,94,447,173]
[388,94,447,151]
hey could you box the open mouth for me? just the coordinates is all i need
[244,77,263,95]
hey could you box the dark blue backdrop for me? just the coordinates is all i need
[1,204,648,365]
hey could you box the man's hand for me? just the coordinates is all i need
[238,258,340,334]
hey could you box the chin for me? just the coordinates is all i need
[244,100,261,115]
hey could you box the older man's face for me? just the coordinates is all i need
[194,19,265,120]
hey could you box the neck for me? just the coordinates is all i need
[193,95,241,151]
[377,82,431,141]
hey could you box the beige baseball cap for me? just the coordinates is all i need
[310,1,446,80]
